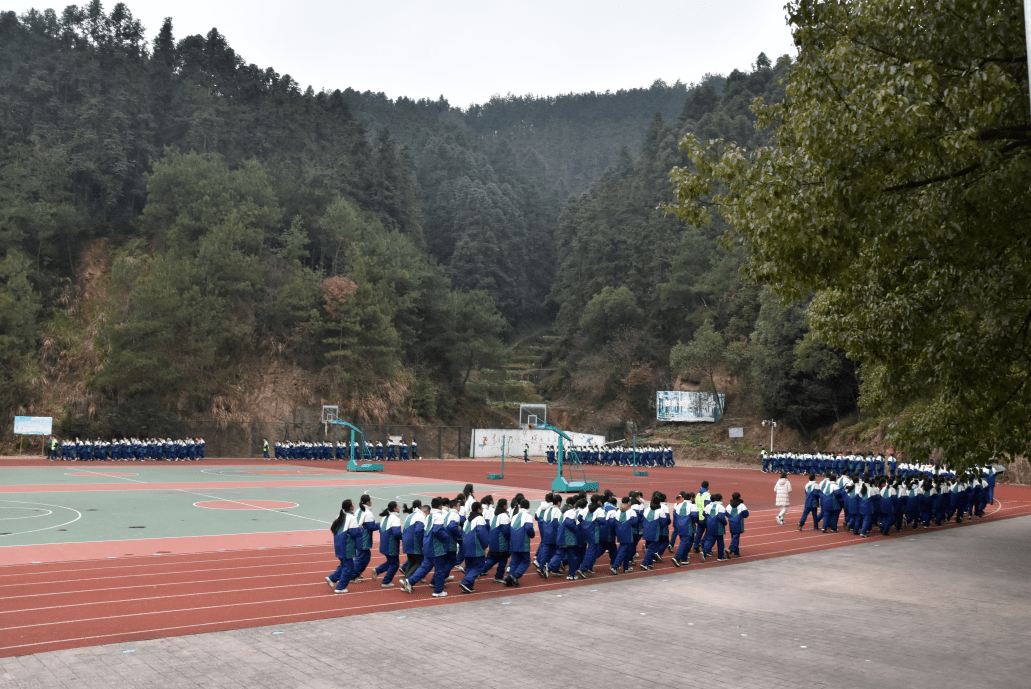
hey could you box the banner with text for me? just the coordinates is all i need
[470,429,606,458]
[14,416,53,435]
[656,391,724,423]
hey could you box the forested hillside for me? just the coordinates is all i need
[0,2,857,445]
[541,55,859,432]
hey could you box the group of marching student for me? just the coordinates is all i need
[266,438,419,461]
[326,481,750,596]
[778,467,996,538]
[51,437,205,461]
[544,445,676,467]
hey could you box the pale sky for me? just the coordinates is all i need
[9,0,797,108]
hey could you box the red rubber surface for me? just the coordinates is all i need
[2,458,1029,659]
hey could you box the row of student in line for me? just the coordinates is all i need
[776,469,995,538]
[544,446,676,467]
[326,481,747,596]
[50,437,205,461]
[761,451,1002,486]
[264,439,419,461]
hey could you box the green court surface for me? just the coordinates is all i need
[0,465,469,549]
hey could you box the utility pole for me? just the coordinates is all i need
[1025,1,1031,119]
[762,419,777,453]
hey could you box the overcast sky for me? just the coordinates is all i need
[9,0,796,108]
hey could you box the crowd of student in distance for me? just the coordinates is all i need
[265,438,418,461]
[48,437,205,461]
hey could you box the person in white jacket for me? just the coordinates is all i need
[774,473,792,524]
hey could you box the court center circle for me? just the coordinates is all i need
[0,507,54,521]
[193,500,299,510]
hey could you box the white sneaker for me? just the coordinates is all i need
[381,583,395,588]
[334,588,348,594]
[432,591,448,598]
[325,576,335,590]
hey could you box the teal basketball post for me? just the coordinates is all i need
[488,437,504,480]
[632,436,648,477]
[324,410,382,472]
[536,423,599,493]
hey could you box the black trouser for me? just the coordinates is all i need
[402,553,424,578]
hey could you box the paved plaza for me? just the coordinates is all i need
[3,515,1028,689]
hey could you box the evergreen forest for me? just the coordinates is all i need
[1,2,861,442]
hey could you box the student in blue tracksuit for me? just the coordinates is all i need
[701,494,728,561]
[505,500,536,586]
[443,498,464,580]
[611,498,639,574]
[401,498,451,597]
[459,502,490,593]
[819,475,843,533]
[327,500,364,593]
[856,485,879,537]
[400,501,426,578]
[671,492,698,566]
[798,474,822,531]
[374,502,403,586]
[481,498,511,583]
[726,493,749,557]
[639,498,669,570]
[536,495,562,577]
[576,495,604,577]
[353,494,378,581]
[533,493,553,569]
[551,498,585,580]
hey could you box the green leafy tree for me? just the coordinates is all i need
[670,319,728,416]
[0,250,41,415]
[444,290,509,391]
[579,286,644,346]
[668,0,1031,465]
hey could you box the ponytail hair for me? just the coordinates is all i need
[379,501,398,518]
[359,494,371,507]
[403,499,422,514]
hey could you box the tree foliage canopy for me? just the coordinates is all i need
[668,0,1031,465]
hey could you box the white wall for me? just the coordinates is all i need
[470,428,606,458]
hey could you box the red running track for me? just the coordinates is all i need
[3,488,1029,658]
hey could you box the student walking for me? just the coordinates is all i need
[726,493,749,557]
[774,473,792,524]
[353,494,378,582]
[374,502,403,587]
[400,501,426,578]
[505,500,536,586]
[327,500,363,593]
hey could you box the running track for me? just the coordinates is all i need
[2,459,1029,658]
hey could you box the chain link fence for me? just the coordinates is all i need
[179,421,467,460]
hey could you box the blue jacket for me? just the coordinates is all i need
[803,481,821,509]
[401,512,425,555]
[333,514,363,560]
[704,503,727,536]
[672,501,697,538]
[580,509,601,545]
[378,514,402,556]
[445,512,464,553]
[726,503,749,534]
[422,513,450,557]
[599,504,617,542]
[613,509,639,544]
[462,516,489,558]
[640,508,669,542]
[357,508,378,550]
[541,506,561,545]
[558,510,580,547]
[487,513,512,553]
[509,512,536,553]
